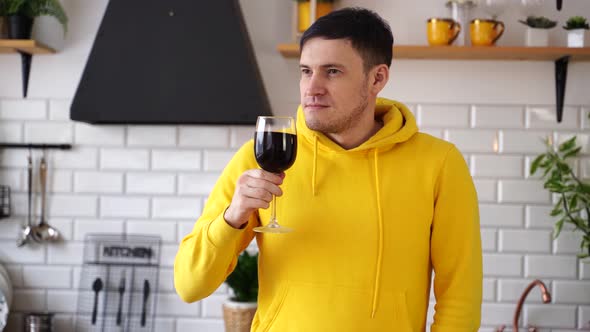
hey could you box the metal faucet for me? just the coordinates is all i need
[496,279,552,332]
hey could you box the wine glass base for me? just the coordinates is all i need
[253,225,293,233]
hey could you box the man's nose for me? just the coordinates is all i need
[305,74,326,96]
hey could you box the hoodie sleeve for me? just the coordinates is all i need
[174,141,258,303]
[430,145,483,332]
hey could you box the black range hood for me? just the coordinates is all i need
[71,0,272,125]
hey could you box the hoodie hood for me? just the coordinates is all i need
[296,97,418,153]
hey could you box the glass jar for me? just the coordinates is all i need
[446,0,477,46]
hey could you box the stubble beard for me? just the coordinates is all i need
[305,82,370,135]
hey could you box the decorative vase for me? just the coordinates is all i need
[526,27,549,46]
[567,29,586,48]
[222,300,257,332]
[447,1,476,46]
[7,15,33,39]
[297,1,333,32]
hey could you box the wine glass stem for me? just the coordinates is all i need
[269,195,279,228]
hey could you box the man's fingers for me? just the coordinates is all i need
[241,186,273,203]
[241,196,270,210]
[245,169,283,185]
[244,177,283,197]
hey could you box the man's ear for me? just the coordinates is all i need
[370,64,389,95]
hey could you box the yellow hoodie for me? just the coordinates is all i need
[174,98,482,332]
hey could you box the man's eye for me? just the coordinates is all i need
[301,68,311,75]
[327,69,340,75]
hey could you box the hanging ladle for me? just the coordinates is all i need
[16,150,33,247]
[31,154,60,242]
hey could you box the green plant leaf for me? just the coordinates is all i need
[530,154,546,175]
[550,206,563,217]
[563,146,582,159]
[553,218,565,239]
[546,180,565,193]
[520,16,558,28]
[563,16,590,30]
[569,195,579,210]
[556,162,572,173]
[559,136,577,152]
[2,0,68,33]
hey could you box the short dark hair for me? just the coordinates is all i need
[300,7,394,71]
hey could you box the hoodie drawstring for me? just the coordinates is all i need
[371,148,384,318]
[312,135,318,196]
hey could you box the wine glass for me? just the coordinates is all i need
[253,116,297,233]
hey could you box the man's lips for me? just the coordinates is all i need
[304,104,329,111]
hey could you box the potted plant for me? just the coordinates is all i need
[223,250,259,332]
[519,16,557,47]
[294,0,335,33]
[563,16,589,48]
[530,126,590,259]
[1,0,67,39]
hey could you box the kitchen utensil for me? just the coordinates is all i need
[140,279,150,327]
[116,271,126,326]
[91,278,103,325]
[24,312,53,332]
[31,156,60,243]
[76,235,161,331]
[16,153,34,247]
[0,185,10,219]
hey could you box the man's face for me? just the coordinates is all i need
[299,38,370,135]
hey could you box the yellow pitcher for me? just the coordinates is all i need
[470,19,505,46]
[427,18,461,46]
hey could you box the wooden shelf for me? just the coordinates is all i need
[277,44,590,61]
[0,39,56,54]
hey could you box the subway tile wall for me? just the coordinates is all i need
[0,100,589,332]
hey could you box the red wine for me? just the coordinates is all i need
[254,132,297,173]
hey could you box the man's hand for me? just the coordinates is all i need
[224,169,284,229]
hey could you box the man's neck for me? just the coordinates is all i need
[325,111,383,150]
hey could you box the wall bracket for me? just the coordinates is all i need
[555,55,570,123]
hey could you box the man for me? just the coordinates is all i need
[175,7,482,332]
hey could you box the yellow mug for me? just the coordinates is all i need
[427,18,461,46]
[470,19,505,46]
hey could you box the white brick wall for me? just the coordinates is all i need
[128,126,177,147]
[24,122,73,143]
[420,104,470,128]
[0,123,22,142]
[0,100,46,119]
[472,105,524,129]
[1,100,589,332]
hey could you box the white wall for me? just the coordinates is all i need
[0,0,589,331]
